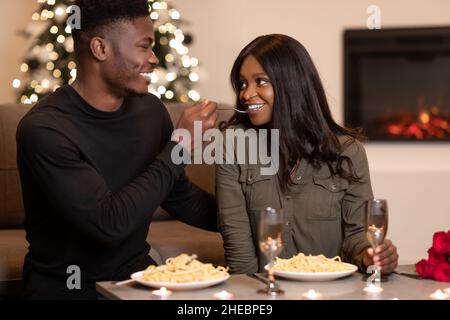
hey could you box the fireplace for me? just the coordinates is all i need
[344,27,450,141]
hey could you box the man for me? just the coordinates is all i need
[16,0,218,299]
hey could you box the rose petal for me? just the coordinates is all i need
[416,259,434,278]
[433,263,450,282]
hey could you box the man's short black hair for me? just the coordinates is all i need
[72,0,150,59]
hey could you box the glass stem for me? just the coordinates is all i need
[267,259,278,292]
[375,265,381,282]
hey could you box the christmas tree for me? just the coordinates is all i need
[12,0,201,104]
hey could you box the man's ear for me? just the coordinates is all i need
[89,37,109,61]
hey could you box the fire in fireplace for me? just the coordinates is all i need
[344,27,450,142]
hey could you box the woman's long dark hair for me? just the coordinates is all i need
[222,34,364,187]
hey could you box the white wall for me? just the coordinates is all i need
[1,0,449,264]
[173,0,450,264]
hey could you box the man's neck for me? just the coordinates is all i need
[71,77,124,112]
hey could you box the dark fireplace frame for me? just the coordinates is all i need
[344,26,450,142]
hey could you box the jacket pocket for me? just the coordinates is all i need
[239,167,276,210]
[306,175,349,220]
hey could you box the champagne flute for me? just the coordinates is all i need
[365,198,388,282]
[257,207,284,296]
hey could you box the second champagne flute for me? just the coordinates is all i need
[366,198,389,282]
[258,207,284,296]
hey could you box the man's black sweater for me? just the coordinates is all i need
[16,85,216,299]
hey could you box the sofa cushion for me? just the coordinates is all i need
[0,229,27,281]
[0,104,32,228]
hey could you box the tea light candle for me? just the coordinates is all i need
[152,287,172,298]
[302,289,324,300]
[213,290,233,300]
[429,289,449,300]
[363,283,383,295]
[444,288,450,295]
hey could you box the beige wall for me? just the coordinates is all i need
[1,0,450,264]
[0,0,37,104]
[173,0,450,264]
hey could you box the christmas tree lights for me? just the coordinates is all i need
[13,0,200,105]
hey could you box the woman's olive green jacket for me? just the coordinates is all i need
[216,129,373,274]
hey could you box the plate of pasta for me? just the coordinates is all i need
[131,254,230,290]
[268,253,358,281]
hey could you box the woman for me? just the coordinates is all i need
[216,34,398,275]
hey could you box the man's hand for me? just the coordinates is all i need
[362,239,399,274]
[173,100,218,152]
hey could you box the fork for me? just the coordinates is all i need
[247,272,270,285]
[114,278,136,286]
[217,108,248,114]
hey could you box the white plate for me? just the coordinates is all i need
[130,271,230,290]
[266,263,358,281]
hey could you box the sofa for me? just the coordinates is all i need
[0,102,233,299]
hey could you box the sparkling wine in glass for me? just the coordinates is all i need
[257,207,284,296]
[366,198,388,282]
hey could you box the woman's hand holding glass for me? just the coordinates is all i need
[363,199,398,275]
[363,239,399,274]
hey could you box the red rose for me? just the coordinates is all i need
[415,259,434,278]
[427,247,448,264]
[432,231,450,255]
[433,262,450,282]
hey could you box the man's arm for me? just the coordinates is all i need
[17,112,185,248]
[160,172,217,232]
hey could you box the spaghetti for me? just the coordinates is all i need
[142,254,229,283]
[273,253,354,273]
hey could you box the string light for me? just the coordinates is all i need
[165,90,174,99]
[20,64,29,73]
[169,9,180,20]
[188,90,200,101]
[158,25,167,33]
[166,72,176,82]
[42,79,51,89]
[12,79,21,88]
[182,56,191,68]
[55,7,65,16]
[35,85,43,94]
[49,51,59,61]
[30,94,39,103]
[191,58,199,67]
[150,12,159,20]
[46,62,55,71]
[53,69,62,78]
[57,35,66,43]
[165,54,174,62]
[189,72,199,82]
[68,61,76,70]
